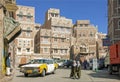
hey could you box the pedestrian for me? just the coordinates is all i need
[70,60,74,78]
[6,52,11,76]
[83,59,88,69]
[70,60,77,79]
[76,61,81,79]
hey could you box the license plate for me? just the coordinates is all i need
[27,70,32,73]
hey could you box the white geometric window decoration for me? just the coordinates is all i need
[54,49,58,53]
[61,49,63,53]
[27,27,31,30]
[43,48,49,53]
[43,37,49,43]
[65,49,67,53]
[26,32,30,37]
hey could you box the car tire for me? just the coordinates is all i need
[118,67,120,77]
[24,73,28,77]
[108,65,112,75]
[41,69,46,77]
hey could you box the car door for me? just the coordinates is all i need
[46,60,54,73]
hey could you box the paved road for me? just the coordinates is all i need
[9,68,120,82]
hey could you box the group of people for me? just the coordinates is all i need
[70,60,81,79]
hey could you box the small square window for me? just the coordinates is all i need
[54,49,58,53]
[44,48,48,53]
[80,24,83,27]
[18,48,21,52]
[118,21,120,29]
[54,38,57,42]
[61,39,65,42]
[26,48,30,52]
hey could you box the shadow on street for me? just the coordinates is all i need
[87,69,120,80]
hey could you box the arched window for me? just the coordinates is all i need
[80,43,87,52]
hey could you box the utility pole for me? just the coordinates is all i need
[96,41,99,59]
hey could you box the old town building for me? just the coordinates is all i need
[73,20,108,61]
[0,0,21,78]
[14,5,40,66]
[108,0,120,44]
[34,28,51,58]
[73,20,98,61]
[35,8,73,59]
[97,32,107,58]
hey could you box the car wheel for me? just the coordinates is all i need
[41,69,46,77]
[67,66,69,68]
[108,65,112,75]
[24,73,28,77]
[118,67,120,77]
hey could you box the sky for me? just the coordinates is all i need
[16,0,107,34]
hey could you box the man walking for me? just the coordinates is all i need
[76,61,81,79]
[70,60,77,79]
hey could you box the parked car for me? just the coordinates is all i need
[63,60,73,68]
[55,59,68,67]
[55,60,63,67]
[20,58,58,77]
[88,59,93,70]
[98,58,105,69]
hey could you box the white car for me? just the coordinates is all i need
[20,58,58,77]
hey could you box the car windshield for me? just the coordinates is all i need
[28,59,53,64]
[29,59,44,64]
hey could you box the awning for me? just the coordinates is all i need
[6,25,21,43]
[4,17,21,43]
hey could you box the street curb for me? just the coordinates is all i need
[0,75,13,82]
[0,69,15,82]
